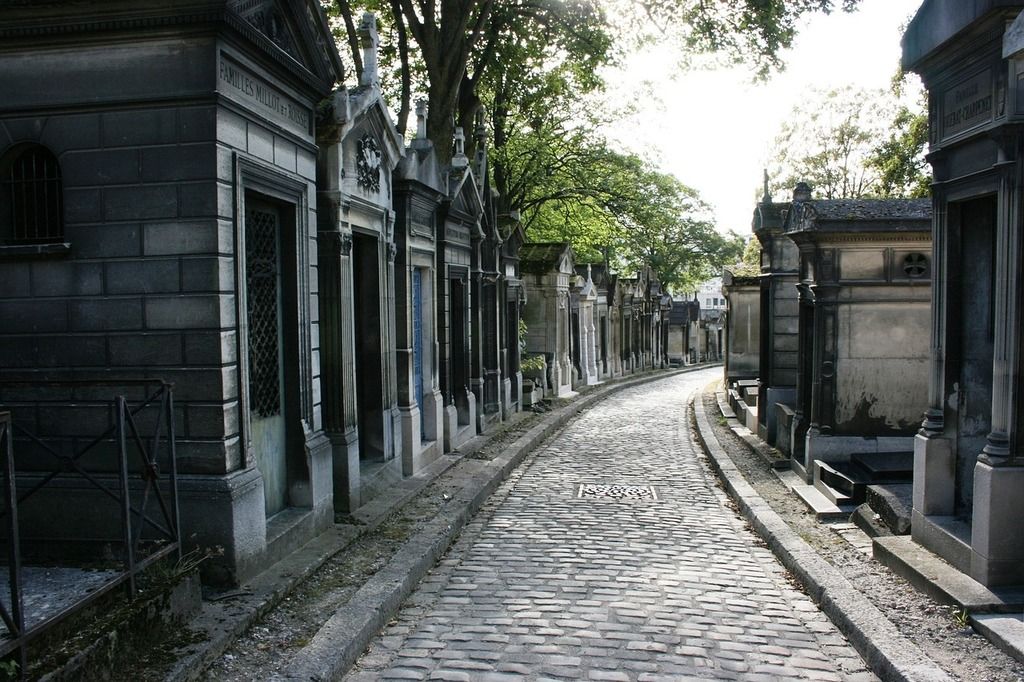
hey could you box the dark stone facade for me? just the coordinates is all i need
[0,0,343,584]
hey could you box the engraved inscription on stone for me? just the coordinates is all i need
[577,483,658,500]
[218,54,312,134]
[941,70,993,140]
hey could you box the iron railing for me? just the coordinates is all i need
[0,380,181,669]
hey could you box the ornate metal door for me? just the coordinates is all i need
[245,198,288,516]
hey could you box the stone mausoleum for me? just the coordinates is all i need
[902,0,1024,586]
[317,14,406,511]
[784,191,931,503]
[0,0,344,584]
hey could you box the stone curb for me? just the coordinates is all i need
[167,364,717,682]
[280,363,719,681]
[691,386,953,682]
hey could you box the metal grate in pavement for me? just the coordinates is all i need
[576,483,658,500]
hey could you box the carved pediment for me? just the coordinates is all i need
[344,97,405,175]
[228,0,343,89]
[449,169,485,233]
[232,0,300,59]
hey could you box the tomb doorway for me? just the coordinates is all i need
[450,277,470,425]
[244,194,300,517]
[950,196,997,514]
[353,232,386,462]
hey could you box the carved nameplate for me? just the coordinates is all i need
[411,205,434,237]
[941,70,993,141]
[219,53,312,136]
[445,223,470,243]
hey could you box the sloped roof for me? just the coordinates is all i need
[785,198,932,237]
[753,201,790,235]
[668,299,699,324]
[809,199,931,221]
[902,0,1018,70]
[520,242,572,271]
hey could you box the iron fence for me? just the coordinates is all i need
[0,379,181,669]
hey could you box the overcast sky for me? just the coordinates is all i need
[600,0,923,237]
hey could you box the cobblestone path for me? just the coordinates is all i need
[345,369,874,681]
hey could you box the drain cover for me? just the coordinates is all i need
[577,484,658,500]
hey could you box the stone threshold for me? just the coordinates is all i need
[774,468,857,521]
[873,535,1024,613]
[159,363,718,682]
[873,534,1024,666]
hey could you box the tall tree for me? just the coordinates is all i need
[332,0,862,158]
[767,86,894,199]
[767,82,930,200]
[867,75,930,198]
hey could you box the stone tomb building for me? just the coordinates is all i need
[588,264,614,380]
[784,193,932,496]
[722,270,761,383]
[722,269,762,433]
[667,298,701,366]
[903,0,1024,586]
[498,215,526,417]
[618,275,642,373]
[752,187,801,446]
[392,103,446,479]
[520,243,576,397]
[467,123,504,434]
[571,265,601,387]
[0,0,343,584]
[606,273,626,378]
[437,131,485,449]
[316,15,406,510]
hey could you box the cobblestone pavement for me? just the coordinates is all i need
[344,370,874,681]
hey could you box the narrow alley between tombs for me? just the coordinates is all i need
[331,368,872,681]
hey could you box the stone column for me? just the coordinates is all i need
[913,188,955,522]
[981,149,1020,466]
[792,283,814,478]
[317,228,360,512]
[384,234,401,463]
[588,305,598,381]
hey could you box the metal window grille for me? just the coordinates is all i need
[246,207,282,418]
[2,146,63,244]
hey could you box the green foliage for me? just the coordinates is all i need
[624,0,860,79]
[331,0,861,151]
[867,99,930,198]
[504,122,743,292]
[521,354,546,373]
[327,0,863,292]
[768,86,890,199]
[729,238,762,277]
[767,82,930,200]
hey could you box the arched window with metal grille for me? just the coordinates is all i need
[0,144,64,245]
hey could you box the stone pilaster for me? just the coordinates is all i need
[316,227,360,512]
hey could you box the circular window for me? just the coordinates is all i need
[903,253,928,278]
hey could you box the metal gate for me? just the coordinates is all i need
[245,199,288,516]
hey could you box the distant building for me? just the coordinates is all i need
[695,277,726,313]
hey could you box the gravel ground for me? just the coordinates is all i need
[700,384,1024,682]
